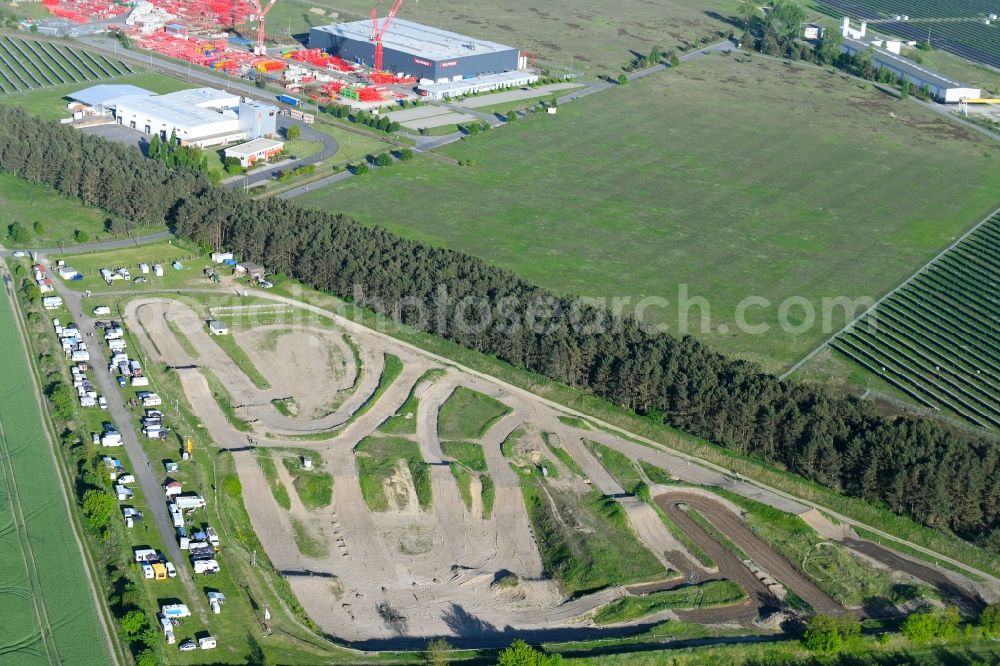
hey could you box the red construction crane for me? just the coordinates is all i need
[251,0,278,55]
[369,0,404,74]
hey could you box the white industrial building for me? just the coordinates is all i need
[839,19,980,103]
[417,70,539,100]
[68,86,279,148]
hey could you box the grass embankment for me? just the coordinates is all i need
[635,484,716,569]
[257,451,292,510]
[558,415,592,429]
[639,460,674,485]
[378,367,444,435]
[442,441,493,516]
[355,436,431,511]
[501,427,525,458]
[544,432,585,476]
[584,440,643,493]
[593,580,746,625]
[272,397,298,417]
[349,353,403,424]
[200,367,252,432]
[165,318,200,359]
[684,507,747,560]
[282,456,333,510]
[305,54,1000,371]
[438,386,510,440]
[522,479,666,595]
[211,332,271,390]
[291,518,329,559]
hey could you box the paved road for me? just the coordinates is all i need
[225,116,339,189]
[44,264,207,617]
[0,231,174,258]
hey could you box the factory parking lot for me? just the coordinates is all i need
[79,121,147,149]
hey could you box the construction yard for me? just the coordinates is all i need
[108,287,989,646]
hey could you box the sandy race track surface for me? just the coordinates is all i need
[121,295,988,647]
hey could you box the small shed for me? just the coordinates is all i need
[164,480,183,497]
[208,320,229,336]
[234,262,265,281]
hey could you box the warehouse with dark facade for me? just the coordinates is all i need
[309,18,521,82]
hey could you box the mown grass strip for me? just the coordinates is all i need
[281,457,333,510]
[200,367,252,432]
[349,353,403,425]
[256,451,291,510]
[211,332,271,390]
[593,580,746,625]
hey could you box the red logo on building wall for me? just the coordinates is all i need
[413,57,432,66]
[440,60,458,67]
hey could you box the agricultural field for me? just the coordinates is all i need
[813,0,1000,68]
[0,281,111,664]
[299,53,1000,372]
[0,34,132,94]
[266,0,739,74]
[827,210,1000,429]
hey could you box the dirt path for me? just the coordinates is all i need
[655,490,843,617]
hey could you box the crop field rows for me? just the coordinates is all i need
[0,284,110,664]
[816,0,1000,68]
[831,211,1000,429]
[0,36,132,94]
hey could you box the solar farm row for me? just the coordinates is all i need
[818,0,1000,69]
[831,212,1000,429]
[0,36,133,94]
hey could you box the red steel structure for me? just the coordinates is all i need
[368,0,403,75]
[250,0,277,54]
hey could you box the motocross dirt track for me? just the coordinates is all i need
[122,296,986,646]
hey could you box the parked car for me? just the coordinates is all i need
[178,640,197,652]
[133,277,148,284]
[11,250,26,257]
[118,376,127,387]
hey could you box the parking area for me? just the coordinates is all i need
[79,122,147,151]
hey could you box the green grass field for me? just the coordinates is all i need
[0,172,168,249]
[355,435,431,511]
[300,54,1000,372]
[52,240,210,292]
[282,456,333,509]
[0,283,111,664]
[593,580,744,625]
[437,387,510,440]
[266,0,736,74]
[0,71,191,121]
[522,480,666,595]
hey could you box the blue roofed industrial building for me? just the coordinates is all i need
[309,18,522,82]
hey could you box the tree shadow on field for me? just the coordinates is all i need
[441,603,498,638]
[704,10,743,33]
